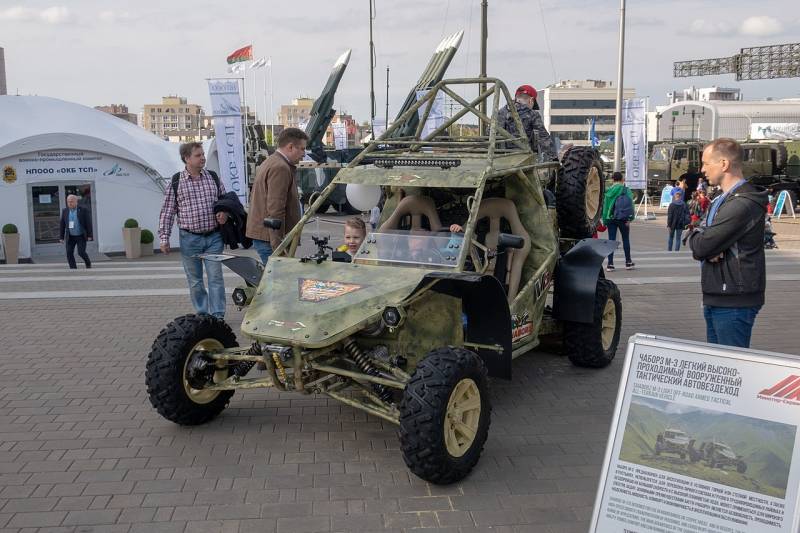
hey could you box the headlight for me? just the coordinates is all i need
[382,306,404,328]
[232,287,250,307]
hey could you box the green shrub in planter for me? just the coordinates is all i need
[140,229,154,244]
[2,224,18,234]
[124,218,139,228]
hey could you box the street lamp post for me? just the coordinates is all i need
[613,0,626,172]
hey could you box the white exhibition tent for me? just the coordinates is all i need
[0,95,184,259]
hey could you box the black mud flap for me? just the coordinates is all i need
[198,254,263,287]
[553,239,618,324]
[415,272,513,380]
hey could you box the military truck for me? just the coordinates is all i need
[145,75,621,485]
[699,441,747,473]
[648,140,800,206]
[654,428,695,460]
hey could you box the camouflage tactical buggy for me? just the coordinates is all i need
[146,77,622,484]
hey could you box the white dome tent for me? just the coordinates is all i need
[0,96,183,260]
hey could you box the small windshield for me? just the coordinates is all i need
[651,145,672,161]
[353,231,463,269]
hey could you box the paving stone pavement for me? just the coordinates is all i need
[0,220,798,533]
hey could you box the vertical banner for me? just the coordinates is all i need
[371,118,386,140]
[415,90,446,139]
[622,98,647,191]
[208,79,247,206]
[332,122,347,150]
[590,335,800,533]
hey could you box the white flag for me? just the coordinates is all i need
[621,98,647,191]
[207,79,247,206]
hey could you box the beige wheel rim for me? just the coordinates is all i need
[182,338,225,404]
[444,378,482,457]
[585,166,601,219]
[601,298,617,351]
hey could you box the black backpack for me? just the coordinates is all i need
[171,170,222,210]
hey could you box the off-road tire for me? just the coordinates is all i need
[399,347,491,485]
[556,147,605,238]
[146,314,238,425]
[737,461,747,474]
[564,279,622,368]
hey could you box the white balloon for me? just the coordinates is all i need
[345,184,381,212]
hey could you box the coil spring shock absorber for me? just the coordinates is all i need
[342,339,393,402]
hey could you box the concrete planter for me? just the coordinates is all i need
[140,243,154,256]
[1,233,19,264]
[122,227,141,259]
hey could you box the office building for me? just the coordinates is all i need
[542,80,635,146]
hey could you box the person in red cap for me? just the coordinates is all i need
[498,84,557,161]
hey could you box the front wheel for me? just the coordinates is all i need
[564,279,622,368]
[145,314,237,425]
[399,347,491,485]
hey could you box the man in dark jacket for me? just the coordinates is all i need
[59,194,92,269]
[666,191,688,251]
[688,138,767,348]
[497,85,557,161]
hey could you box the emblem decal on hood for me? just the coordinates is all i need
[298,278,365,302]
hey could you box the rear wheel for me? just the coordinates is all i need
[557,147,605,238]
[399,347,491,484]
[145,314,237,425]
[565,279,622,368]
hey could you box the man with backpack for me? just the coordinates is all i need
[601,171,635,271]
[667,190,690,251]
[158,142,228,319]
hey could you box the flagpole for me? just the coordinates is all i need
[252,63,258,125]
[262,66,268,138]
[269,58,275,147]
[613,0,626,172]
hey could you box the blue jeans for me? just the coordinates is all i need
[667,228,682,251]
[703,305,761,348]
[606,220,631,265]
[179,230,225,318]
[252,239,273,264]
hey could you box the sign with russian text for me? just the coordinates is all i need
[591,334,800,533]
[622,98,647,191]
[208,79,247,206]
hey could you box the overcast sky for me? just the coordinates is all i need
[2,0,798,124]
